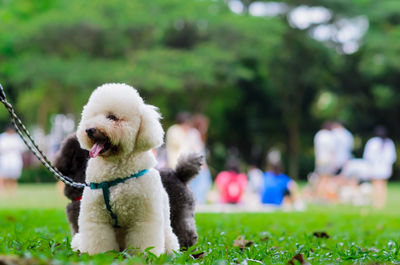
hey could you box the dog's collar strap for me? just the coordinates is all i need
[89,169,149,228]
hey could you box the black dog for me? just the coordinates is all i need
[54,134,201,249]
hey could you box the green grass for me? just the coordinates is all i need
[1,184,400,264]
[0,184,68,209]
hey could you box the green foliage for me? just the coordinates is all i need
[1,0,400,179]
[19,166,56,184]
[0,0,275,127]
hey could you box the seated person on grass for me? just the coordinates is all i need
[260,150,300,208]
[215,157,247,204]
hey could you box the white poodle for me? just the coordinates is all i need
[71,83,179,255]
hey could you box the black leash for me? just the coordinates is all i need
[0,85,6,101]
[0,84,87,189]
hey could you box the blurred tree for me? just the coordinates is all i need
[267,28,337,179]
[1,0,400,179]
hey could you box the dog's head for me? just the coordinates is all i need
[77,83,164,159]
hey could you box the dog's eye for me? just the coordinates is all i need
[107,114,118,121]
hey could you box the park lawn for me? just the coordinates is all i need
[0,184,400,264]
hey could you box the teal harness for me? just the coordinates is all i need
[89,169,149,228]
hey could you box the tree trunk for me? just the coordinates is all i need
[38,97,51,131]
[287,117,300,180]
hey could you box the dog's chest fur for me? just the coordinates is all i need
[82,152,163,226]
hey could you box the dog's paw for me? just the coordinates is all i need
[165,232,180,255]
[71,233,81,252]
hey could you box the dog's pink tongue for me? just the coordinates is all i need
[89,143,104,158]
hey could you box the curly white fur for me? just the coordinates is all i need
[71,83,179,255]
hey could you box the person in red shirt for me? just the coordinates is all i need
[215,158,248,204]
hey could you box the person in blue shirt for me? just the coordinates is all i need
[261,171,292,205]
[260,149,299,207]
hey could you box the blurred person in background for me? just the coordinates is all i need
[0,125,25,195]
[189,114,212,204]
[246,164,263,204]
[166,112,193,168]
[260,149,303,209]
[363,126,396,209]
[332,121,354,175]
[243,147,264,205]
[338,159,373,206]
[191,114,209,144]
[166,112,211,204]
[313,122,338,202]
[215,156,247,204]
[329,121,355,199]
[153,145,168,170]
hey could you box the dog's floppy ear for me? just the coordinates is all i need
[135,104,164,152]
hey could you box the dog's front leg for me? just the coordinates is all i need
[78,221,119,255]
[125,220,165,256]
[77,190,119,255]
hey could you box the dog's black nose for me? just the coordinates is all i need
[86,128,97,137]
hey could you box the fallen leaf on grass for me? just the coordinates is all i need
[191,251,205,259]
[287,253,311,265]
[6,216,16,222]
[313,231,330,238]
[233,235,254,250]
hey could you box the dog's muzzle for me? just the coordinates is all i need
[86,128,109,158]
[86,128,97,139]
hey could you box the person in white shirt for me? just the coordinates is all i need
[166,112,194,168]
[332,122,354,173]
[188,114,212,204]
[363,126,396,209]
[313,122,338,201]
[0,125,25,194]
[314,122,337,175]
[166,112,211,204]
